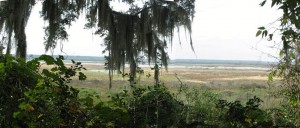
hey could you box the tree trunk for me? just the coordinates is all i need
[15,19,27,59]
[5,32,12,55]
[129,60,137,86]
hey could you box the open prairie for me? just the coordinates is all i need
[57,60,283,109]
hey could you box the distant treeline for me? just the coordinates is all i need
[26,54,276,65]
[27,54,105,61]
[170,59,277,65]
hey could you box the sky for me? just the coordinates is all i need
[22,0,282,61]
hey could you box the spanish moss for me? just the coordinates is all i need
[0,0,195,87]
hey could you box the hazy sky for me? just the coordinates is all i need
[24,0,282,61]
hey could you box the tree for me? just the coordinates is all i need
[0,0,35,58]
[259,0,300,126]
[259,0,300,96]
[0,0,195,87]
[259,0,300,64]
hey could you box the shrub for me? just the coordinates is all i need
[132,85,183,127]
[0,55,280,127]
[0,55,88,127]
[0,55,39,126]
[216,96,273,127]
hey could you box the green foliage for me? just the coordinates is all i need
[13,55,88,127]
[80,95,130,127]
[0,55,284,127]
[0,55,87,127]
[216,96,273,127]
[177,87,221,127]
[259,0,300,126]
[130,84,182,127]
[0,55,39,126]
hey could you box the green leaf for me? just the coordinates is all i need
[268,73,273,81]
[58,55,64,60]
[51,67,58,72]
[38,55,55,65]
[24,91,30,97]
[42,69,51,76]
[290,52,296,59]
[256,30,262,37]
[79,72,87,80]
[76,62,82,65]
[13,112,21,118]
[279,50,284,57]
[55,58,64,67]
[19,102,29,110]
[86,121,93,126]
[271,0,279,7]
[263,30,268,37]
[0,63,4,72]
[42,69,60,80]
[260,0,266,6]
[84,96,94,106]
[258,26,265,30]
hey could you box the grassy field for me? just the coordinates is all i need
[61,62,284,109]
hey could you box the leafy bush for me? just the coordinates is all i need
[0,55,281,127]
[181,88,221,127]
[0,55,87,127]
[0,55,39,126]
[131,85,183,127]
[216,96,273,127]
[80,95,130,127]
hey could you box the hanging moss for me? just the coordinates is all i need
[93,1,191,67]
[41,0,83,51]
[0,0,35,58]
[0,0,195,87]
[84,0,195,86]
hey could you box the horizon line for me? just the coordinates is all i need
[26,54,278,62]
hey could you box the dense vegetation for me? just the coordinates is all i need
[258,0,300,126]
[0,55,293,127]
[1,0,300,127]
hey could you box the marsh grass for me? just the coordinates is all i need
[42,64,284,109]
